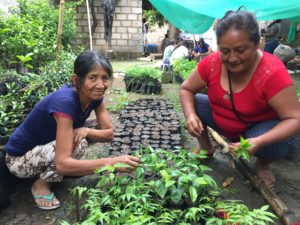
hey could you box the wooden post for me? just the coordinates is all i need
[56,0,64,63]
[86,0,93,50]
[207,127,299,225]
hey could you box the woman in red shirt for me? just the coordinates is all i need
[180,10,300,189]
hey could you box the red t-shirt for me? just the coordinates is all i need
[198,51,293,138]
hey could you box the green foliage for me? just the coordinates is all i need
[209,201,277,225]
[0,0,80,70]
[233,136,252,162]
[125,66,161,80]
[172,58,198,80]
[62,146,276,225]
[15,52,34,69]
[0,50,76,141]
[143,9,167,30]
[107,90,130,113]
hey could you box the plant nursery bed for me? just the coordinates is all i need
[1,75,300,225]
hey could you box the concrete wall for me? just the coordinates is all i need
[146,24,168,53]
[76,0,144,54]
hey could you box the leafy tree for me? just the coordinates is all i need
[143,9,167,31]
[0,0,80,71]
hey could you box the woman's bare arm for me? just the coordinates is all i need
[179,68,207,137]
[54,116,140,176]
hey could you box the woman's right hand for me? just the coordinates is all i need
[186,115,204,138]
[111,155,141,173]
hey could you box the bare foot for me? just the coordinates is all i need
[255,159,275,189]
[195,129,215,157]
[31,178,60,210]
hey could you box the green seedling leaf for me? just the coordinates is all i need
[233,136,251,162]
[189,186,198,202]
[114,162,132,169]
[135,167,144,179]
[170,188,183,204]
[96,177,110,187]
[95,165,115,173]
[194,177,208,186]
[155,180,167,198]
[70,186,87,198]
[165,180,176,188]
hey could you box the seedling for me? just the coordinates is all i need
[61,146,276,225]
[233,136,252,162]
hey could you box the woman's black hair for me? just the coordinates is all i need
[216,7,260,45]
[73,50,113,85]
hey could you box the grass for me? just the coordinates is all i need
[110,60,157,73]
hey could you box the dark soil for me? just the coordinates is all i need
[1,74,300,225]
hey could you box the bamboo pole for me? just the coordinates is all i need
[86,0,93,50]
[207,127,299,225]
[56,0,64,63]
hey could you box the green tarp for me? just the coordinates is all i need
[149,0,300,34]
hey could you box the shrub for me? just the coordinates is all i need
[0,50,77,143]
[0,0,80,71]
[173,58,198,80]
[125,66,161,80]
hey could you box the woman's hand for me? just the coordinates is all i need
[186,116,204,138]
[73,127,90,147]
[228,137,260,156]
[111,155,141,173]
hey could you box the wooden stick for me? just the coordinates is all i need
[207,127,298,225]
[56,0,64,62]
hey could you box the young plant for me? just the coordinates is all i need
[125,66,161,80]
[107,91,130,112]
[16,52,34,69]
[61,146,276,225]
[172,58,198,80]
[233,136,252,162]
[209,200,277,225]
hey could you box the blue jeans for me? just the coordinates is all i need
[195,94,292,160]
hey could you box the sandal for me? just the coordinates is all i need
[257,171,275,190]
[33,192,60,210]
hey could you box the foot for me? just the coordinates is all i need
[31,178,60,210]
[255,159,275,189]
[195,130,215,157]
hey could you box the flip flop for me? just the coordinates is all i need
[257,173,275,190]
[33,192,60,210]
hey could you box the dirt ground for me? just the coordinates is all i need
[1,74,300,225]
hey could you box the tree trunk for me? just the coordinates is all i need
[168,23,180,41]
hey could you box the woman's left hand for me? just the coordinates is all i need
[73,127,90,147]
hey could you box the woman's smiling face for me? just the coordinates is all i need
[218,27,259,74]
[79,63,110,101]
